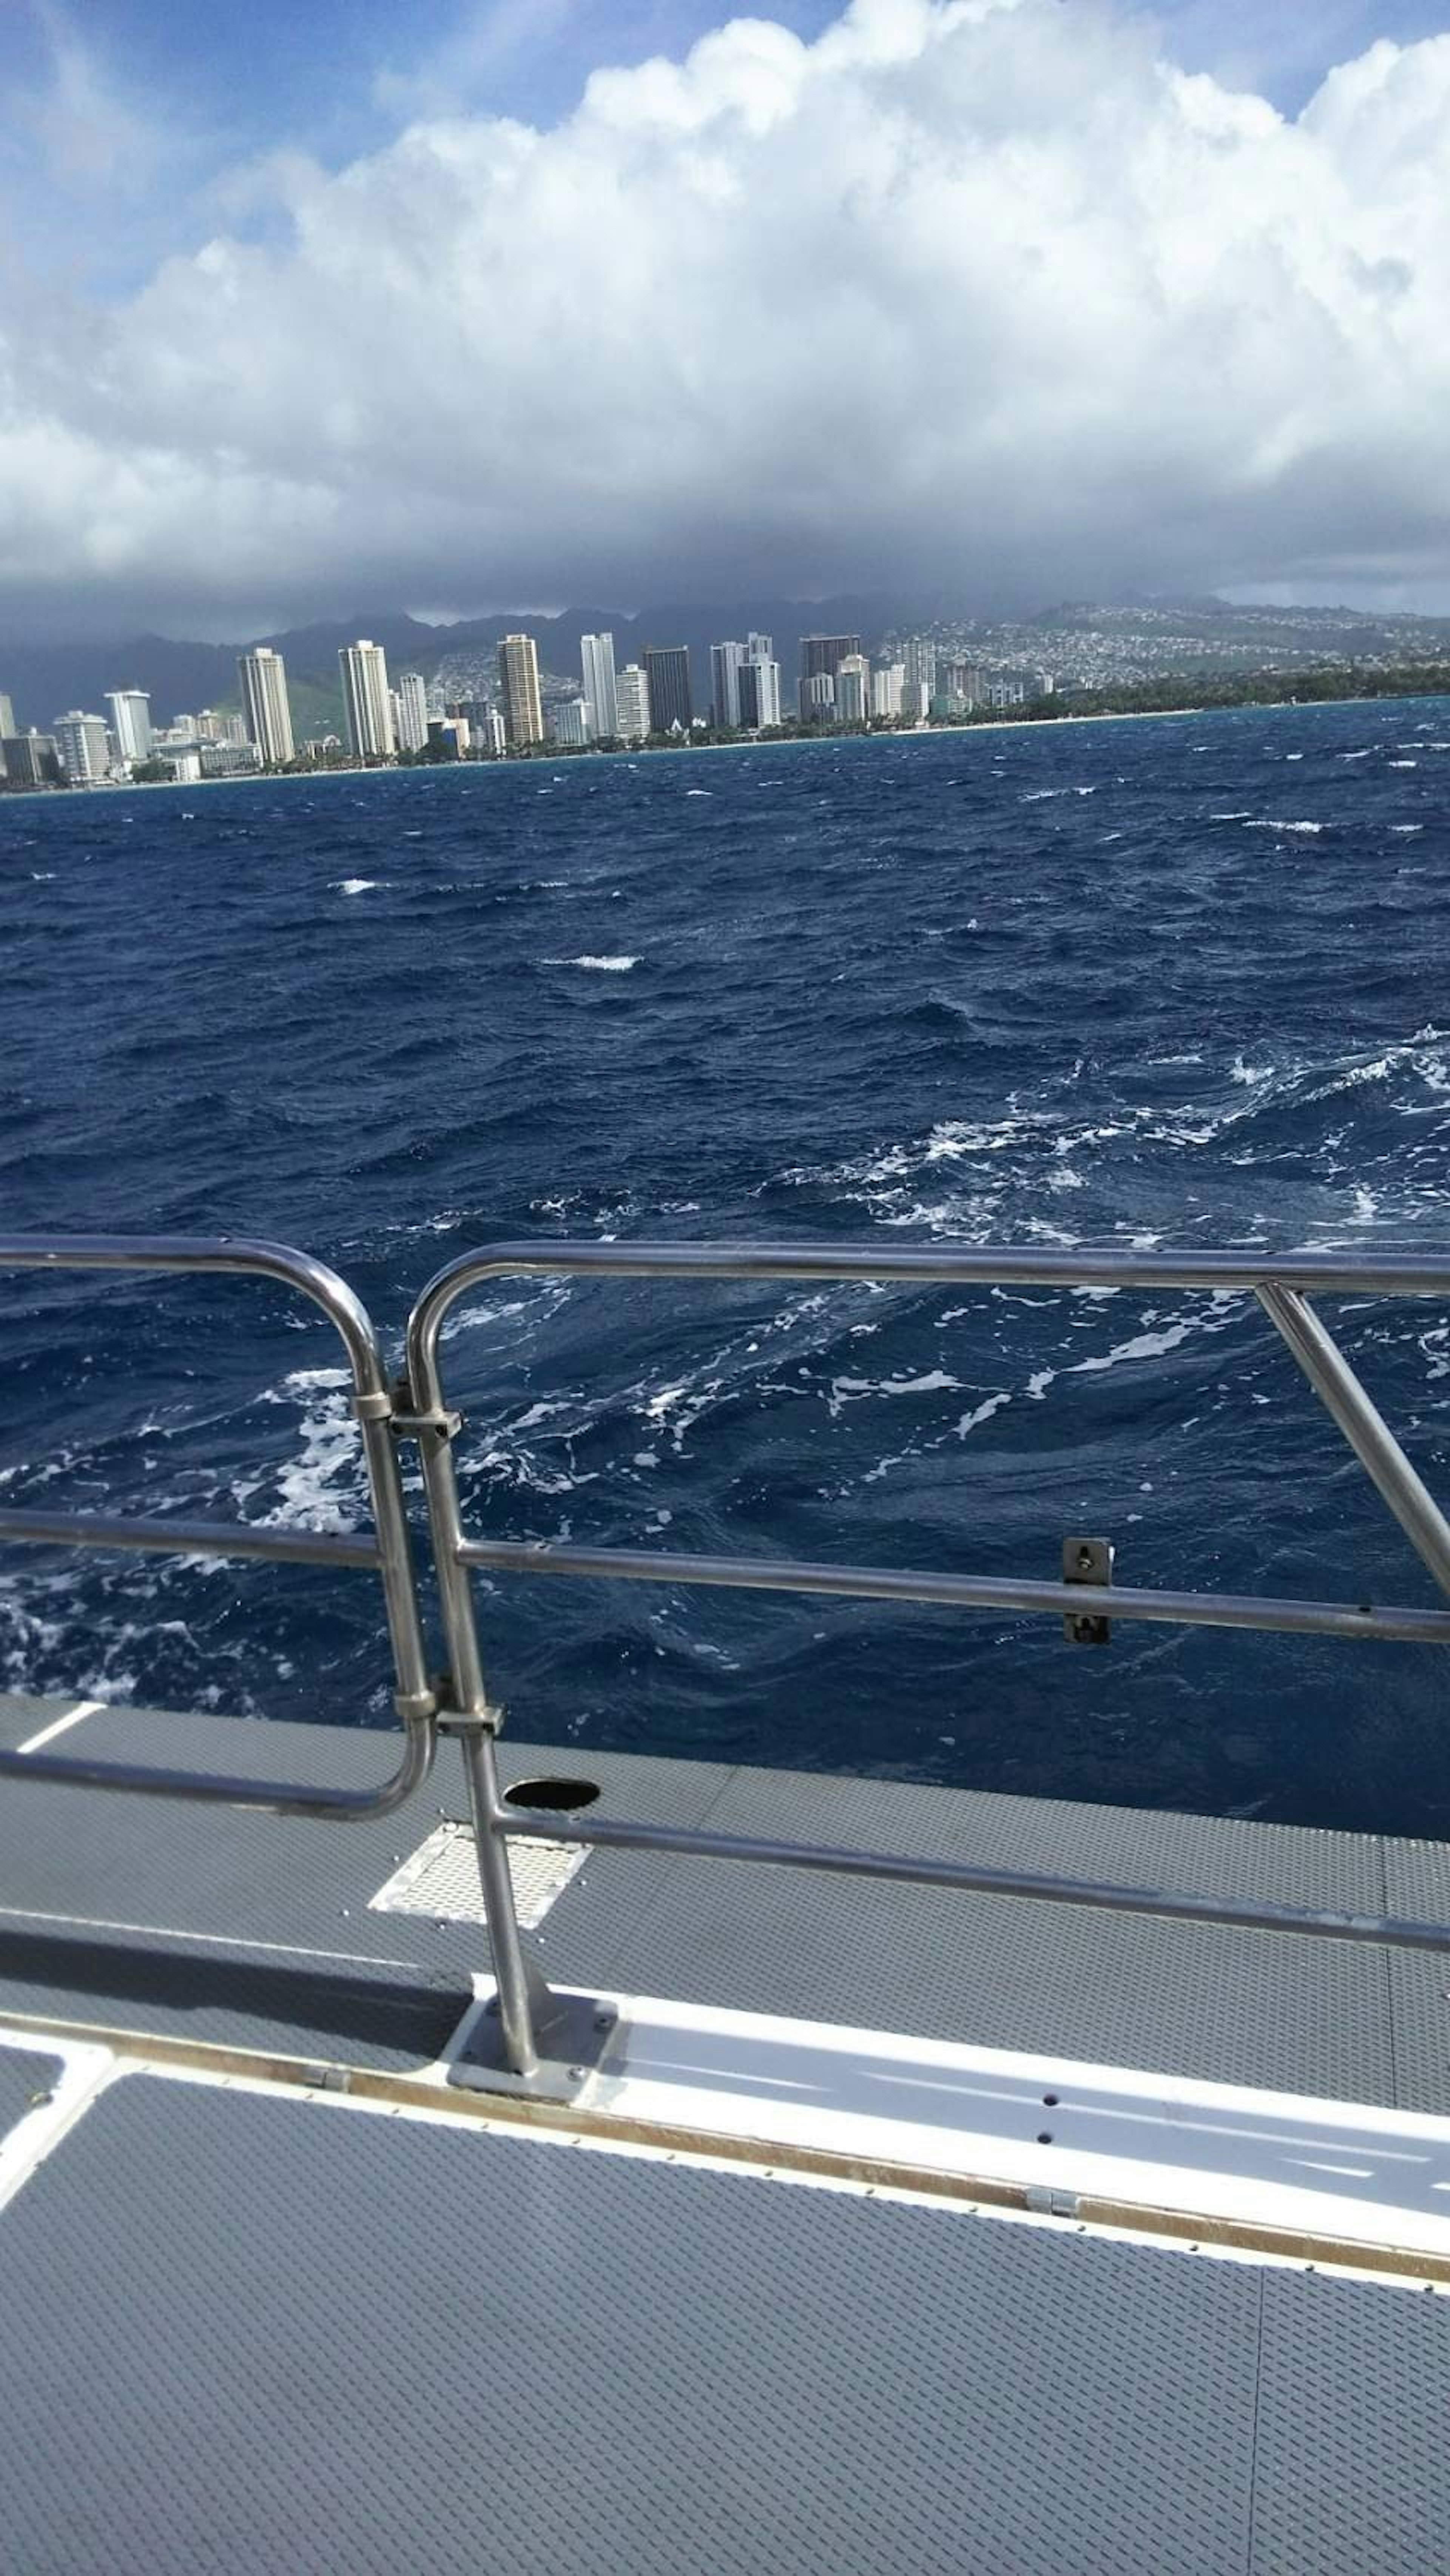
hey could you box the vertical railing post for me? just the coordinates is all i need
[1258,1286,1450,1601]
[406,1390,544,2077]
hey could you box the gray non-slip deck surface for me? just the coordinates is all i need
[2,1693,1449,2106]
[4,2071,1446,2576]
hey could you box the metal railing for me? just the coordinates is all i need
[0,1235,436,1815]
[405,1239,1450,2074]
[6,1230,1450,2083]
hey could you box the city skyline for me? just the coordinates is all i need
[4,1,1450,641]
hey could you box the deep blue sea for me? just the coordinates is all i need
[4,698,1450,1833]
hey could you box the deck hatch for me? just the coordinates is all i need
[368,1819,588,1928]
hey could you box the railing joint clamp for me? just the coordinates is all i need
[437,1701,505,1739]
[351,1389,394,1424]
[392,1686,438,1723]
[389,1406,463,1441]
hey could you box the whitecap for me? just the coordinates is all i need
[1338,749,1373,760]
[1242,818,1324,834]
[1388,760,1418,770]
[333,878,377,894]
[1390,824,1424,835]
[685,789,714,798]
[546,953,638,972]
[1230,1055,1273,1085]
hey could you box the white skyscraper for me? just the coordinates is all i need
[615,664,651,744]
[481,708,507,756]
[339,641,394,761]
[549,698,590,747]
[580,633,618,740]
[710,640,747,730]
[0,693,14,740]
[871,662,905,719]
[737,654,781,729]
[396,671,429,753]
[835,655,870,724]
[106,690,151,763]
[53,710,111,781]
[238,649,296,766]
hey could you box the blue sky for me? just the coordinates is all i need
[10,0,1450,297]
[5,0,1450,631]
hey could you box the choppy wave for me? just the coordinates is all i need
[6,690,1450,1832]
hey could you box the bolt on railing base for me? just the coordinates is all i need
[448,1988,620,2101]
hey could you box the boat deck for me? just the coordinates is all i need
[2,1689,1448,2572]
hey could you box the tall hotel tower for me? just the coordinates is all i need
[499,635,545,747]
[338,641,394,760]
[106,690,153,763]
[238,649,295,766]
[580,633,618,740]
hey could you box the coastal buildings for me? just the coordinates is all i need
[615,664,651,743]
[338,640,393,761]
[2,730,58,786]
[106,690,152,763]
[549,698,590,747]
[481,708,507,757]
[710,640,745,730]
[798,633,862,719]
[737,653,782,728]
[0,693,13,741]
[53,710,111,782]
[580,633,618,740]
[396,670,429,753]
[644,646,692,734]
[499,634,545,747]
[238,648,295,766]
[872,661,905,718]
[835,653,870,724]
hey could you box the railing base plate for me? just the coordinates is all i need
[448,1986,620,2101]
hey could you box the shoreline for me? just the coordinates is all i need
[3,686,1447,806]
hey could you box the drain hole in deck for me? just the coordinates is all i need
[504,1776,601,1811]
[1037,2132,1054,2145]
[1042,2094,1059,2108]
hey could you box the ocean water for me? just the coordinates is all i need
[3,698,1450,1834]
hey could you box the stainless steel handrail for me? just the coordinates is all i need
[404,1237,1450,2072]
[0,1234,436,1816]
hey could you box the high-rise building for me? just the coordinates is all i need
[338,640,394,761]
[0,693,14,740]
[396,671,429,753]
[835,654,870,725]
[615,664,651,743]
[106,690,152,763]
[53,710,111,781]
[643,646,692,734]
[800,673,836,724]
[580,633,618,740]
[199,708,247,747]
[499,635,545,747]
[481,709,507,757]
[549,698,590,748]
[746,632,773,663]
[2,730,58,786]
[737,656,782,729]
[798,635,862,716]
[238,648,296,766]
[710,640,746,730]
[871,662,905,719]
[904,636,936,692]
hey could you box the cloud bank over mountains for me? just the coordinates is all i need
[5,0,1450,635]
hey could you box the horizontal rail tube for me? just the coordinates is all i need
[457,1536,1450,1645]
[497,1806,1450,1955]
[408,1237,1450,1393]
[0,1230,390,1397]
[0,1723,433,1820]
[0,1505,381,1571]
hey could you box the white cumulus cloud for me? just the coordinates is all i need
[4,0,1450,631]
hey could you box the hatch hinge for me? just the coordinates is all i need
[1025,2184,1080,2218]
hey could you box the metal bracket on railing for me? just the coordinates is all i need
[1063,1538,1114,1644]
